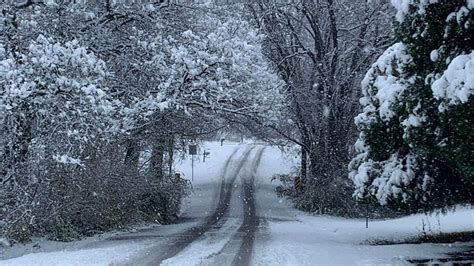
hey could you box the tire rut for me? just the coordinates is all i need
[153,146,256,264]
[205,147,265,266]
[232,147,265,266]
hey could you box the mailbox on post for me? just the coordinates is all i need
[189,144,197,155]
[189,144,197,181]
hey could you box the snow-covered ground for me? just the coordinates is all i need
[0,141,472,266]
[0,141,247,266]
[254,171,473,264]
[254,206,473,265]
[254,146,473,265]
[175,140,243,185]
[0,241,148,266]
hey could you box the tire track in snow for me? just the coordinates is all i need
[232,147,265,266]
[153,145,256,264]
[205,147,265,266]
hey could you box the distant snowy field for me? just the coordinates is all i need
[0,141,472,265]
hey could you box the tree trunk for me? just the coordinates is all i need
[124,139,140,177]
[167,135,174,177]
[149,137,165,181]
[308,150,320,183]
[16,114,32,164]
[300,146,307,183]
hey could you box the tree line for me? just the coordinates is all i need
[1,0,472,244]
[0,0,282,243]
[243,0,472,215]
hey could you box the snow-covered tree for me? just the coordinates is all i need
[350,0,473,211]
[1,34,112,167]
[0,1,283,242]
[244,0,393,214]
[0,32,115,242]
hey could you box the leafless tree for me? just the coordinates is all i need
[244,0,393,213]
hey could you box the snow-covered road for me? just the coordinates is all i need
[1,142,472,265]
[127,145,265,265]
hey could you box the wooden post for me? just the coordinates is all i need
[294,176,301,194]
[366,201,369,228]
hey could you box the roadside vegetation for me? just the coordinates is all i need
[1,0,472,247]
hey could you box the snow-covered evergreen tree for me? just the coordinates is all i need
[350,0,473,211]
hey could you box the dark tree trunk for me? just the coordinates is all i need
[308,150,320,183]
[168,135,174,177]
[300,146,307,183]
[149,137,165,181]
[124,139,140,177]
[16,114,32,164]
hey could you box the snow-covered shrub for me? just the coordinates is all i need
[49,219,80,242]
[5,223,33,244]
[139,176,192,224]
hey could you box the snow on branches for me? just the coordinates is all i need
[391,0,440,22]
[1,35,115,165]
[356,42,414,125]
[145,16,282,116]
[432,51,474,111]
[0,1,285,243]
[350,0,473,209]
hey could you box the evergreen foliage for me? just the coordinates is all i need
[350,0,473,211]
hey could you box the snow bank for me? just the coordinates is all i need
[255,140,473,265]
[0,242,148,266]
